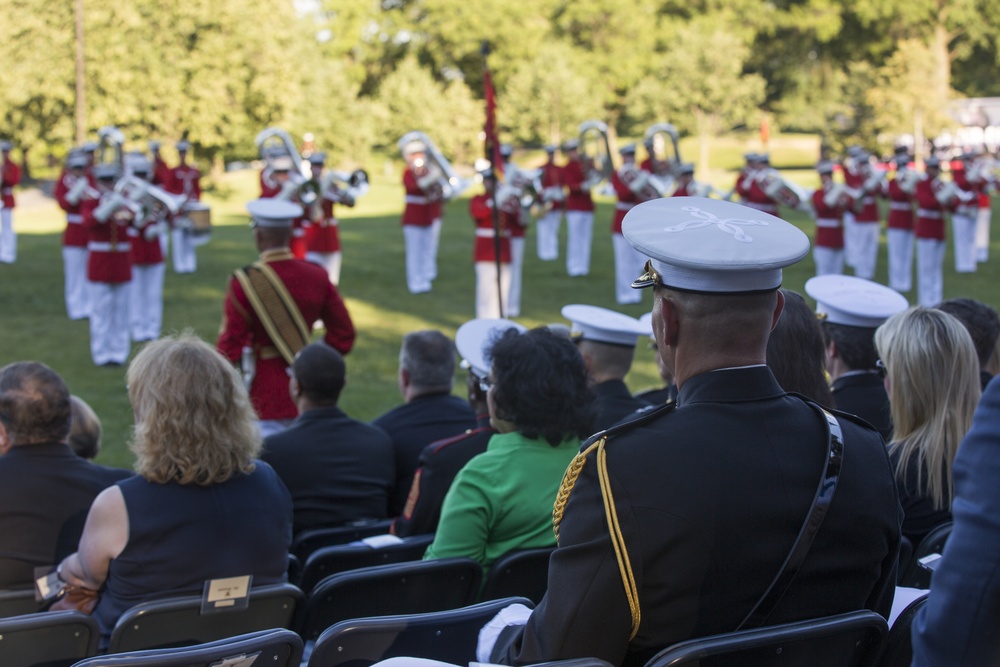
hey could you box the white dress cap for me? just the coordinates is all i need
[0,141,13,152]
[246,198,302,228]
[805,275,908,328]
[455,318,528,379]
[623,197,810,294]
[561,304,648,347]
[176,140,191,152]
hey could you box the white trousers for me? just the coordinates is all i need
[813,246,844,277]
[0,207,15,263]
[63,246,92,320]
[842,211,858,268]
[429,218,442,281]
[916,238,946,307]
[852,222,879,280]
[536,210,562,260]
[129,263,165,342]
[475,261,512,319]
[507,237,525,317]
[403,224,435,293]
[612,233,645,304]
[171,227,197,274]
[565,210,593,277]
[952,212,978,273]
[306,251,342,286]
[976,207,991,262]
[89,281,131,365]
[886,229,914,293]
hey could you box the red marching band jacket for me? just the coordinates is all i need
[812,185,848,249]
[54,170,94,248]
[561,159,594,212]
[539,161,564,212]
[127,203,167,267]
[1,159,21,208]
[885,175,915,231]
[81,192,133,284]
[306,196,341,254]
[469,193,511,263]
[402,166,443,226]
[914,177,952,241]
[611,169,641,234]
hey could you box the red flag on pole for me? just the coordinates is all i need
[483,68,503,179]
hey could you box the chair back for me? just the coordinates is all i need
[899,522,953,588]
[480,547,554,605]
[0,589,43,619]
[299,558,482,641]
[0,610,99,667]
[107,583,304,654]
[307,596,533,667]
[291,519,395,562]
[299,534,434,594]
[70,628,303,667]
[879,594,929,667]
[643,610,887,667]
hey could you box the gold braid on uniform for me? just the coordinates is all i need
[551,434,642,640]
[233,262,310,365]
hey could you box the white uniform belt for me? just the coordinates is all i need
[917,209,942,219]
[889,202,912,211]
[475,228,504,238]
[88,241,131,252]
[405,195,429,205]
[816,218,840,228]
[67,213,83,223]
[616,202,636,211]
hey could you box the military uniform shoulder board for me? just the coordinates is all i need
[551,400,675,642]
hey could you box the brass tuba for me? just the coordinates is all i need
[96,126,126,177]
[642,123,682,177]
[755,168,812,210]
[577,120,614,191]
[255,127,307,177]
[397,131,471,201]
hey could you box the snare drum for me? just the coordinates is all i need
[185,202,211,233]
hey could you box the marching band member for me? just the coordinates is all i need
[400,141,444,294]
[261,154,309,259]
[536,145,564,261]
[640,136,671,178]
[167,140,202,274]
[971,153,994,263]
[469,171,511,319]
[498,145,527,317]
[304,152,355,286]
[54,151,97,320]
[914,157,953,307]
[841,145,866,269]
[951,153,983,273]
[149,141,172,188]
[126,160,168,342]
[610,145,646,304]
[82,164,134,366]
[0,141,22,264]
[733,152,759,205]
[811,160,850,276]
[671,162,697,197]
[851,151,884,280]
[885,150,917,292]
[747,153,780,216]
[561,139,595,277]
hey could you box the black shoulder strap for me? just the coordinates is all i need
[736,401,845,630]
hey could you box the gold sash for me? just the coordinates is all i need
[233,262,310,365]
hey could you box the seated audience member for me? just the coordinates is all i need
[68,395,102,460]
[393,318,526,538]
[58,333,292,641]
[562,304,648,432]
[875,307,980,544]
[262,342,395,535]
[766,290,834,406]
[373,330,477,515]
[937,297,1000,389]
[485,198,900,667]
[0,363,131,589]
[633,313,678,406]
[424,327,594,571]
[806,274,908,440]
[911,375,1000,666]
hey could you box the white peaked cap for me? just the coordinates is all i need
[805,275,909,328]
[562,304,648,347]
[455,318,528,379]
[246,198,302,228]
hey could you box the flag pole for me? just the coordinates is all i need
[481,41,505,319]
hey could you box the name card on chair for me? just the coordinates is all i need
[201,575,253,614]
[209,653,261,667]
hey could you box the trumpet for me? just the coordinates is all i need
[323,169,370,205]
[64,174,101,205]
[495,163,543,214]
[822,183,854,209]
[115,175,188,216]
[642,122,682,177]
[895,168,920,196]
[755,168,811,210]
[577,120,614,191]
[398,131,470,201]
[934,179,977,207]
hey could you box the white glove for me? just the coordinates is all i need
[476,603,532,663]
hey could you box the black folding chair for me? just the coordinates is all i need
[70,628,303,667]
[0,610,99,667]
[878,593,929,667]
[291,519,395,562]
[298,534,434,594]
[479,547,554,605]
[307,596,533,667]
[0,588,43,619]
[642,610,887,667]
[299,557,482,641]
[107,583,305,654]
[899,522,953,589]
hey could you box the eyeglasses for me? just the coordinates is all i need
[632,259,662,289]
[875,359,887,378]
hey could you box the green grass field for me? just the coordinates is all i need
[3,156,998,470]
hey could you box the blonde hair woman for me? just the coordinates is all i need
[875,307,981,543]
[58,333,292,644]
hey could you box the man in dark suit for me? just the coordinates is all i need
[911,376,1000,666]
[0,361,131,588]
[486,198,901,667]
[373,330,476,515]
[262,342,394,536]
[937,297,1000,390]
[805,275,909,441]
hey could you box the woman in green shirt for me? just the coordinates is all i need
[424,327,594,570]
